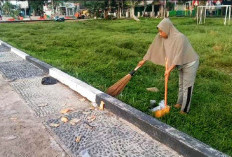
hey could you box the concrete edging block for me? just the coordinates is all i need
[11,47,29,59]
[0,40,28,59]
[49,67,103,102]
[26,56,53,73]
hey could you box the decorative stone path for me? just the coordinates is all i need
[0,44,180,157]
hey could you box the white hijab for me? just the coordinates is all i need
[143,18,199,68]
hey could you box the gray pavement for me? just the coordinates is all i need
[0,45,181,157]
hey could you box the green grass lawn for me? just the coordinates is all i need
[0,18,232,155]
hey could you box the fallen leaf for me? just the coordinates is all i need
[60,108,73,114]
[213,45,222,51]
[106,112,114,117]
[69,118,81,125]
[38,103,48,107]
[87,115,96,122]
[61,117,69,123]
[91,102,98,107]
[99,101,105,110]
[75,136,81,143]
[84,122,95,129]
[79,98,85,102]
[83,111,91,115]
[10,117,18,122]
[146,87,159,93]
[89,106,95,110]
[50,123,60,127]
[2,135,17,140]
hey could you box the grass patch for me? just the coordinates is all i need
[0,18,232,155]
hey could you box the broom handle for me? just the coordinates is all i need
[134,66,140,71]
[165,73,170,107]
[129,65,141,76]
[165,58,169,107]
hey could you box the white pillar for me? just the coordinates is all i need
[138,12,140,17]
[152,4,154,17]
[229,6,231,25]
[204,7,206,24]
[200,7,203,24]
[224,6,228,25]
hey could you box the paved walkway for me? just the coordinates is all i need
[0,45,181,157]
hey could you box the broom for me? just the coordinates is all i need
[153,58,170,118]
[106,66,140,97]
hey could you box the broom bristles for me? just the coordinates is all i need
[106,74,132,97]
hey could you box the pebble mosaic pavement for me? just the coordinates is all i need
[0,45,180,157]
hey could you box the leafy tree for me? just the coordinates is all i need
[2,1,12,15]
[28,0,47,16]
[125,0,142,18]
[84,0,108,18]
[1,1,20,18]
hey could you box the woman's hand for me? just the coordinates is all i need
[164,65,176,76]
[164,69,171,76]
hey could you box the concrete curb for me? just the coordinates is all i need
[0,19,90,24]
[0,40,228,157]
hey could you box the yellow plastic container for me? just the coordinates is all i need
[154,110,163,118]
[153,106,170,118]
[164,105,170,114]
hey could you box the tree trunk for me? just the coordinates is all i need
[130,6,134,18]
[121,0,124,17]
[104,10,108,19]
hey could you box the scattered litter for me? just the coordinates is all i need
[10,117,17,121]
[99,101,105,110]
[79,150,91,157]
[91,102,98,107]
[150,100,156,106]
[146,87,159,93]
[38,103,48,107]
[49,123,60,127]
[89,106,95,110]
[151,106,161,112]
[84,121,95,129]
[60,108,73,114]
[69,118,81,125]
[158,100,165,109]
[83,111,91,115]
[87,115,96,122]
[213,45,222,51]
[80,98,86,102]
[61,117,69,123]
[41,77,58,85]
[151,100,170,118]
[2,135,17,140]
[106,112,114,117]
[75,136,82,143]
